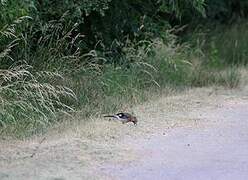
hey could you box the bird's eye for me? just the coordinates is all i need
[118,113,123,117]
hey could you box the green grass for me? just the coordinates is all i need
[187,19,248,67]
[63,38,241,122]
[189,67,240,88]
[0,19,77,137]
[0,18,244,138]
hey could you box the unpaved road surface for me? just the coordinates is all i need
[0,87,248,180]
[104,99,248,180]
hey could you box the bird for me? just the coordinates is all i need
[103,112,138,125]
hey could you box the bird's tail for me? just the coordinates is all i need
[103,115,116,118]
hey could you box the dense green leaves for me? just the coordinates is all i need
[0,0,208,69]
[158,0,206,19]
[1,0,247,69]
[205,0,248,22]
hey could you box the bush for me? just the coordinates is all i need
[205,0,248,22]
[188,20,248,66]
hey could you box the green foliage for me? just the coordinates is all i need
[0,0,31,26]
[0,0,246,136]
[188,20,248,66]
[208,21,248,65]
[205,0,248,21]
[66,35,241,122]
[34,0,112,21]
[0,13,76,136]
[4,0,207,66]
[190,67,240,88]
[158,0,206,20]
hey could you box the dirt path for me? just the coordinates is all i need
[0,87,248,180]
[103,99,248,180]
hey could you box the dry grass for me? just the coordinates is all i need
[0,64,76,137]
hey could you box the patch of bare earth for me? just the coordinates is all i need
[1,85,248,180]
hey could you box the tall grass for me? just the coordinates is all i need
[64,39,160,118]
[0,12,243,137]
[0,17,76,137]
[0,64,76,132]
[64,34,241,122]
[187,20,248,66]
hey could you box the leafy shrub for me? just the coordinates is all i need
[205,0,248,22]
[188,20,248,66]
